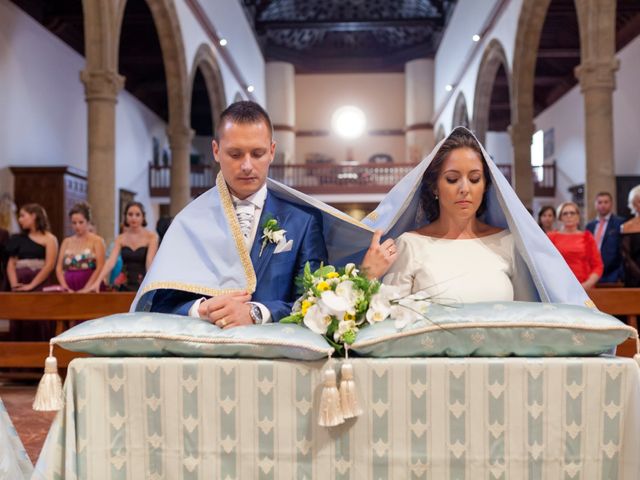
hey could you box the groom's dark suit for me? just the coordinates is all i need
[150,189,327,321]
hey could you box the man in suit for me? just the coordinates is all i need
[586,192,624,284]
[150,101,327,327]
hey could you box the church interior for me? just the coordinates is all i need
[1,0,640,477]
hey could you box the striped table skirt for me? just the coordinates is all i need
[33,356,640,480]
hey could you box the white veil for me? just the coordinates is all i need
[361,127,591,306]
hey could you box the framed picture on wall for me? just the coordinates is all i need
[543,128,555,160]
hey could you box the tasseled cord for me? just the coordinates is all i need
[339,348,362,419]
[33,344,64,412]
[318,361,344,427]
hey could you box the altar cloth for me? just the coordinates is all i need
[0,397,32,479]
[33,356,640,480]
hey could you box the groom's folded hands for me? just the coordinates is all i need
[196,292,253,329]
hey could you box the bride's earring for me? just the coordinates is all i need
[434,192,439,200]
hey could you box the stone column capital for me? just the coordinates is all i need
[80,69,125,102]
[508,121,536,145]
[167,125,195,148]
[575,58,619,92]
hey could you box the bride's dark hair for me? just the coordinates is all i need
[419,127,492,223]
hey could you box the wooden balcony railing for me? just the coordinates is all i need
[149,162,557,198]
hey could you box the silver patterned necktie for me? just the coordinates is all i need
[234,199,254,242]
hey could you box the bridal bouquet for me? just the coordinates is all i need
[282,262,431,352]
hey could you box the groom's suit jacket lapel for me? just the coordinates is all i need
[249,191,290,283]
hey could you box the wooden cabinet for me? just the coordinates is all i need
[10,166,87,241]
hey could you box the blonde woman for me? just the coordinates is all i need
[547,202,603,289]
[621,185,640,287]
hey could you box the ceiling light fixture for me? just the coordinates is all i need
[445,84,453,92]
[247,85,255,93]
[472,34,481,42]
[219,38,228,46]
[331,105,366,139]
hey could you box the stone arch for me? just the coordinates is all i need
[114,0,190,129]
[188,44,227,132]
[451,92,470,129]
[473,39,511,145]
[511,0,552,129]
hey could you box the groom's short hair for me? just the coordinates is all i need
[216,101,273,141]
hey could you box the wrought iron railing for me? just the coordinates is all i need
[149,162,557,198]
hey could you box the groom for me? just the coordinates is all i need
[149,101,327,327]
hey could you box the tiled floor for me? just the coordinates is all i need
[1,385,56,464]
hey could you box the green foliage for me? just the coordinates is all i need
[280,313,303,324]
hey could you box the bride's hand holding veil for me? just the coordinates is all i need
[361,229,398,280]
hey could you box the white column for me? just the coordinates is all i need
[405,58,435,163]
[266,62,296,165]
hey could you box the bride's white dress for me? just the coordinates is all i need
[383,230,518,303]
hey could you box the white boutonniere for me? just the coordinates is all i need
[260,217,286,257]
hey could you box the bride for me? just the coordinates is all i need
[360,127,589,306]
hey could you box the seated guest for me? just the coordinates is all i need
[362,128,532,302]
[6,203,58,340]
[55,202,105,292]
[88,201,158,292]
[621,185,640,287]
[537,205,556,233]
[6,203,58,292]
[548,202,603,289]
[585,192,624,283]
[0,226,8,291]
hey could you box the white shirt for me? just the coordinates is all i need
[231,184,268,248]
[189,183,271,323]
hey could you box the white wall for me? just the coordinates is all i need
[613,34,640,176]
[1,0,268,237]
[485,131,513,167]
[295,73,406,164]
[0,0,87,196]
[533,33,640,205]
[533,85,585,205]
[434,0,523,132]
[177,0,265,106]
[0,0,167,231]
[115,90,169,229]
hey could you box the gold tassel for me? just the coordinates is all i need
[318,365,344,427]
[339,348,362,419]
[32,344,64,412]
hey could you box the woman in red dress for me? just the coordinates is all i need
[548,201,603,289]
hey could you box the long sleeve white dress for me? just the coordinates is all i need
[383,230,519,303]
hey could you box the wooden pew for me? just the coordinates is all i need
[588,287,640,358]
[0,292,136,368]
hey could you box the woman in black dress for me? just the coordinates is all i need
[88,201,158,292]
[6,203,58,340]
[621,185,640,287]
[6,203,58,291]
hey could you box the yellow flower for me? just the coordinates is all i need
[326,272,340,279]
[301,300,313,316]
[317,281,330,292]
[343,312,356,321]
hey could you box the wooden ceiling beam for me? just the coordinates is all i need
[537,48,580,58]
